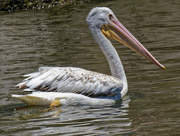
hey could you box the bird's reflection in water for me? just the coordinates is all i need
[5,94,131,121]
[0,95,133,135]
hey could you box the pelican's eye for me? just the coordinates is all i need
[108,14,113,20]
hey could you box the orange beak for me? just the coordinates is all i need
[101,17,165,70]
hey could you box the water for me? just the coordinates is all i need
[0,0,179,135]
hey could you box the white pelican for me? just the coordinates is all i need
[12,7,165,107]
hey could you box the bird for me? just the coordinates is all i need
[12,7,165,107]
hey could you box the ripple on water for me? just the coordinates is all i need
[0,0,179,135]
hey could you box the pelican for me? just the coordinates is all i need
[12,7,165,107]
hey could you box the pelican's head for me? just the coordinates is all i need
[86,7,165,70]
[86,7,115,28]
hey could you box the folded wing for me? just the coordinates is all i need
[16,67,124,97]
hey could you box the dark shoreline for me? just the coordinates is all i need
[0,0,90,14]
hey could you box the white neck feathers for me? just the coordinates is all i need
[89,26,127,82]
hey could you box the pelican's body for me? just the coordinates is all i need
[12,7,164,106]
[17,67,127,100]
[12,92,115,106]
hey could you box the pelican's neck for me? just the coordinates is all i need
[89,26,127,82]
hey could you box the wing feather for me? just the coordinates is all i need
[17,67,124,97]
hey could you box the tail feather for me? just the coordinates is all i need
[16,81,28,89]
[24,72,39,78]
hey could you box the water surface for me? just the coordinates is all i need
[0,0,179,135]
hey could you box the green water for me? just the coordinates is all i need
[0,0,179,135]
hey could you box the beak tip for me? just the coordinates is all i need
[161,65,165,70]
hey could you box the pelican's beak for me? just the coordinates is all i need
[101,17,165,70]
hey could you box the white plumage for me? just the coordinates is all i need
[12,92,115,106]
[16,67,125,98]
[12,7,164,106]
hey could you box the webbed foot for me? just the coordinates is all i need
[50,100,61,108]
